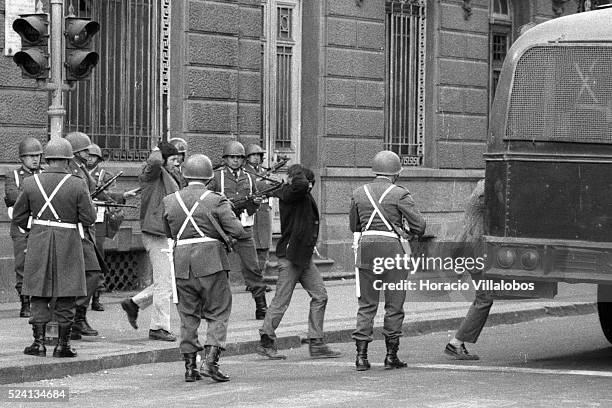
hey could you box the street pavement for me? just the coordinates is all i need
[2,313,611,408]
[0,275,599,384]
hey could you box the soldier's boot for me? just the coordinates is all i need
[20,296,31,318]
[91,291,104,312]
[355,340,371,371]
[183,352,202,382]
[73,306,98,336]
[254,294,267,320]
[309,339,342,359]
[53,325,77,358]
[23,324,46,357]
[383,337,407,369]
[200,346,230,382]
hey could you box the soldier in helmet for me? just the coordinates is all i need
[120,141,186,342]
[12,138,96,358]
[168,137,188,166]
[162,154,248,382]
[4,137,43,318]
[244,144,273,281]
[65,132,109,339]
[349,150,426,371]
[85,144,135,311]
[207,141,268,320]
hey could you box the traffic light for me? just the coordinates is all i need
[12,14,49,79]
[64,17,100,81]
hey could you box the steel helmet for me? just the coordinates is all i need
[245,144,265,157]
[371,150,402,175]
[183,154,214,179]
[168,137,188,154]
[88,144,103,159]
[222,140,245,157]
[44,138,74,160]
[65,131,92,153]
[18,137,43,156]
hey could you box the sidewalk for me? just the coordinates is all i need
[0,277,598,384]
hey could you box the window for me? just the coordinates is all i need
[64,0,168,161]
[384,0,427,167]
[489,0,512,107]
[261,0,302,164]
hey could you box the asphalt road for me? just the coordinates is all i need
[3,313,612,408]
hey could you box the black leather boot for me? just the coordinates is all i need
[183,352,202,382]
[355,340,371,371]
[53,325,77,358]
[23,324,46,357]
[254,294,267,320]
[91,291,104,311]
[256,334,287,360]
[73,306,98,336]
[20,296,31,318]
[201,346,230,382]
[384,337,407,369]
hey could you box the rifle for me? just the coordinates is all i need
[92,200,138,209]
[263,155,290,175]
[91,171,124,199]
[230,182,284,216]
[205,211,237,252]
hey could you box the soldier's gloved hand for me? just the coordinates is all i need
[253,196,263,205]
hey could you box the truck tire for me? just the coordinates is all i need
[597,285,612,344]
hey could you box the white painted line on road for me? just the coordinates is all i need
[224,359,612,378]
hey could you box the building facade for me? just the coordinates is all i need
[0,0,594,300]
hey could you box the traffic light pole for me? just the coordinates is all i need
[47,0,65,140]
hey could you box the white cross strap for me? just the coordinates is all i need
[34,174,72,220]
[364,184,396,232]
[175,190,212,240]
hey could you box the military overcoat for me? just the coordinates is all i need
[162,184,248,278]
[12,167,96,297]
[349,177,426,270]
[244,162,272,249]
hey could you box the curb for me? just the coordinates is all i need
[0,302,596,384]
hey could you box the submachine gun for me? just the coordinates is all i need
[229,179,283,216]
[90,171,138,209]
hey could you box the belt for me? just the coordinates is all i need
[361,230,398,238]
[32,219,78,229]
[176,237,218,246]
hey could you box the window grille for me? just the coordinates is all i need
[489,0,512,107]
[385,0,427,166]
[64,0,167,161]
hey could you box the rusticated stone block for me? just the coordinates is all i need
[238,103,260,134]
[327,78,356,106]
[439,31,488,61]
[354,138,384,167]
[185,101,237,133]
[321,138,355,167]
[438,86,488,114]
[238,39,261,70]
[239,72,261,102]
[356,81,384,109]
[356,21,384,51]
[437,113,488,141]
[440,2,488,34]
[240,6,262,38]
[188,34,238,67]
[188,1,239,35]
[327,18,356,47]
[0,127,46,162]
[326,48,385,79]
[0,91,47,125]
[328,0,385,20]
[439,59,488,88]
[186,68,237,100]
[326,107,384,138]
[437,141,485,169]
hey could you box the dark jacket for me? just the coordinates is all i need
[139,150,186,236]
[12,167,96,297]
[271,175,318,267]
[4,165,41,237]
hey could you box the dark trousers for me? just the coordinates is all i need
[29,297,76,325]
[352,267,408,342]
[75,270,102,308]
[94,223,106,292]
[235,229,266,298]
[11,231,27,294]
[176,270,232,354]
[259,258,328,340]
[455,273,494,343]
